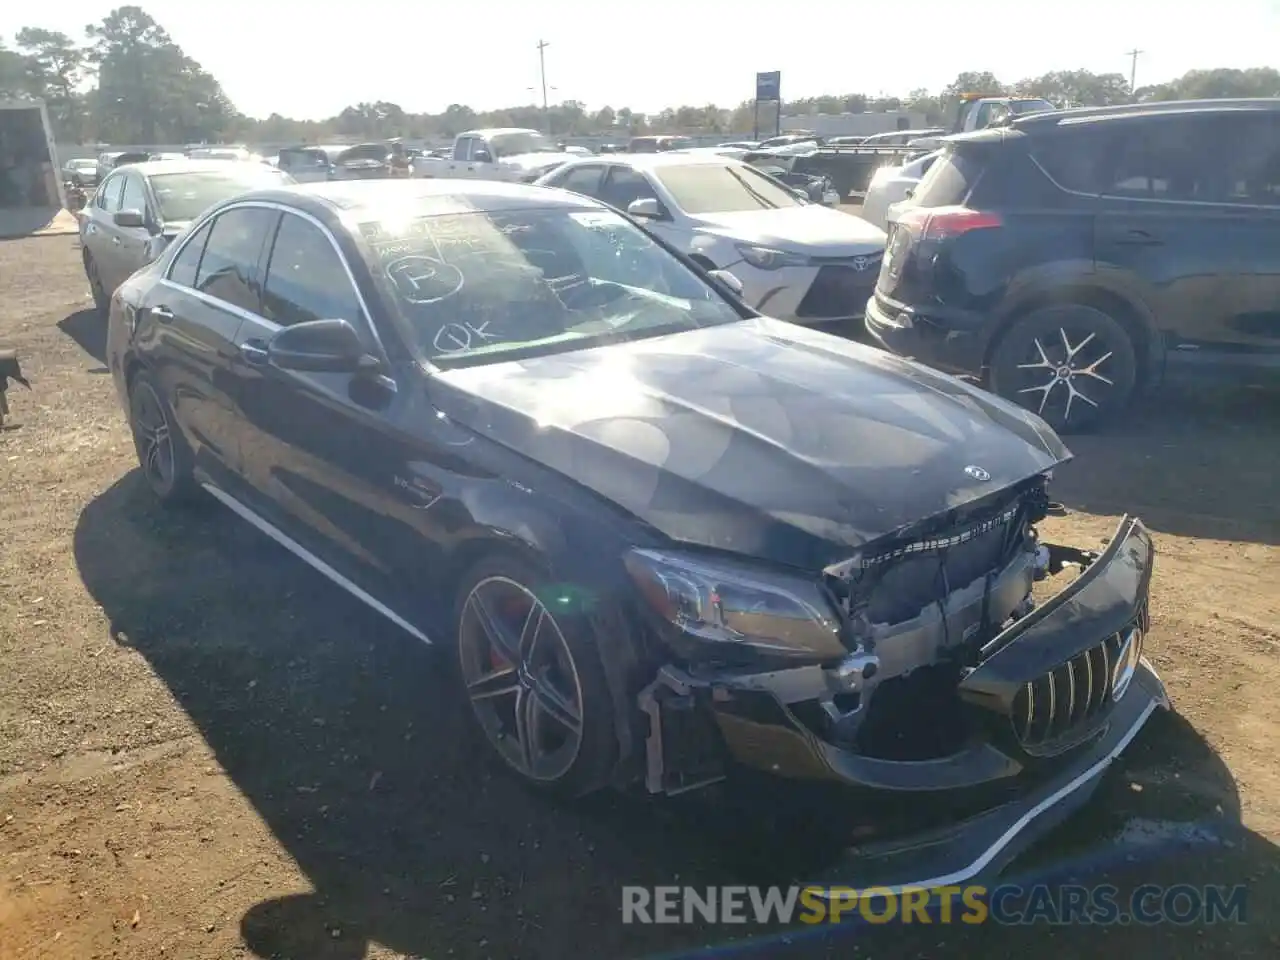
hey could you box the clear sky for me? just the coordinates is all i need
[5,0,1280,119]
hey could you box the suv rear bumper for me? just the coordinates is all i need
[864,294,987,376]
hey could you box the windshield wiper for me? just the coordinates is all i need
[726,167,780,209]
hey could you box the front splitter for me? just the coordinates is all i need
[800,665,1168,895]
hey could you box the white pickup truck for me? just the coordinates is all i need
[410,128,578,183]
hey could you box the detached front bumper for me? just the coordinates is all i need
[639,516,1167,890]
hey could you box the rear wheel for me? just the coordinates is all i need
[454,554,616,796]
[127,370,200,504]
[988,304,1137,433]
[84,251,109,315]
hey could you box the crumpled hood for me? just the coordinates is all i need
[694,205,887,258]
[433,317,1070,571]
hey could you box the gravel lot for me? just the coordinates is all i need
[2,235,1279,960]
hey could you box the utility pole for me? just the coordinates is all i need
[1125,48,1143,99]
[536,40,551,133]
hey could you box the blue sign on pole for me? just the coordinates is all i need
[755,71,781,102]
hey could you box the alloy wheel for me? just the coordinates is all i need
[1012,326,1117,426]
[458,576,585,782]
[130,381,175,492]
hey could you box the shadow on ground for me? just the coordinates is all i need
[1046,376,1280,546]
[72,462,1268,960]
[57,307,106,365]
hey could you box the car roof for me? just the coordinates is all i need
[1010,97,1280,131]
[564,152,735,171]
[120,159,282,177]
[459,127,541,138]
[232,179,607,220]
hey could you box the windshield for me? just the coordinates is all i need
[358,206,744,367]
[655,163,803,214]
[149,167,293,222]
[489,132,556,157]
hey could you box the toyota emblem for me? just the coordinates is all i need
[964,465,991,481]
[852,256,870,272]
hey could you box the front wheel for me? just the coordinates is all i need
[454,555,616,796]
[988,304,1138,433]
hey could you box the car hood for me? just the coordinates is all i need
[501,151,578,171]
[693,205,886,258]
[432,318,1070,571]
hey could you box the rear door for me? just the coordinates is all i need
[1092,112,1280,356]
[141,205,275,490]
[82,171,126,274]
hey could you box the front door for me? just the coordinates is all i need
[1094,112,1280,357]
[102,171,155,291]
[226,209,436,617]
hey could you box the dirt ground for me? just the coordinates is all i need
[2,235,1279,960]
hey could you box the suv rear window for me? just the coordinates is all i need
[911,148,985,207]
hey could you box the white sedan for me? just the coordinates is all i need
[535,153,886,326]
[860,150,943,231]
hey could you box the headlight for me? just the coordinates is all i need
[736,244,810,271]
[623,548,846,660]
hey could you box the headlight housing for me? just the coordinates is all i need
[624,548,846,661]
[736,244,811,271]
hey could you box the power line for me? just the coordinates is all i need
[536,40,551,132]
[1125,48,1143,98]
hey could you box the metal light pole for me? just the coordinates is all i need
[536,40,551,133]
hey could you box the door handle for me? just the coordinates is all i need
[239,340,270,365]
[150,304,175,322]
[110,236,121,245]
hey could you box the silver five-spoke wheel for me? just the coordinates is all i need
[458,576,585,782]
[130,379,175,493]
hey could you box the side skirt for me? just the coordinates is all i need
[201,482,433,645]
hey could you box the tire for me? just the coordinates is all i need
[126,370,201,505]
[988,304,1137,433]
[84,251,109,315]
[453,553,616,797]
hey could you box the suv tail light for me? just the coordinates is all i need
[898,205,1003,241]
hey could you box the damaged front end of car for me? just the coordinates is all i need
[629,476,1166,889]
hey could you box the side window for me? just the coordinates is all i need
[194,207,275,313]
[261,214,362,327]
[1202,114,1280,206]
[452,137,472,161]
[1098,119,1220,203]
[96,174,124,212]
[118,174,149,217]
[598,167,658,211]
[166,220,213,288]
[1031,129,1113,194]
[552,164,605,197]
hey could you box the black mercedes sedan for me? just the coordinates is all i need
[105,179,1167,891]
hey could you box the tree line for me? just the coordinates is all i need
[3,6,1280,145]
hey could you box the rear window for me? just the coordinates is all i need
[911,148,986,207]
[150,167,293,221]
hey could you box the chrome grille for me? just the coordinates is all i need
[1011,624,1144,754]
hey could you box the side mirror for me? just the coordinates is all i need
[707,269,744,297]
[627,197,663,220]
[114,208,146,228]
[267,318,380,374]
[472,150,493,163]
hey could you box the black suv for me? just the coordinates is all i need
[865,99,1280,431]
